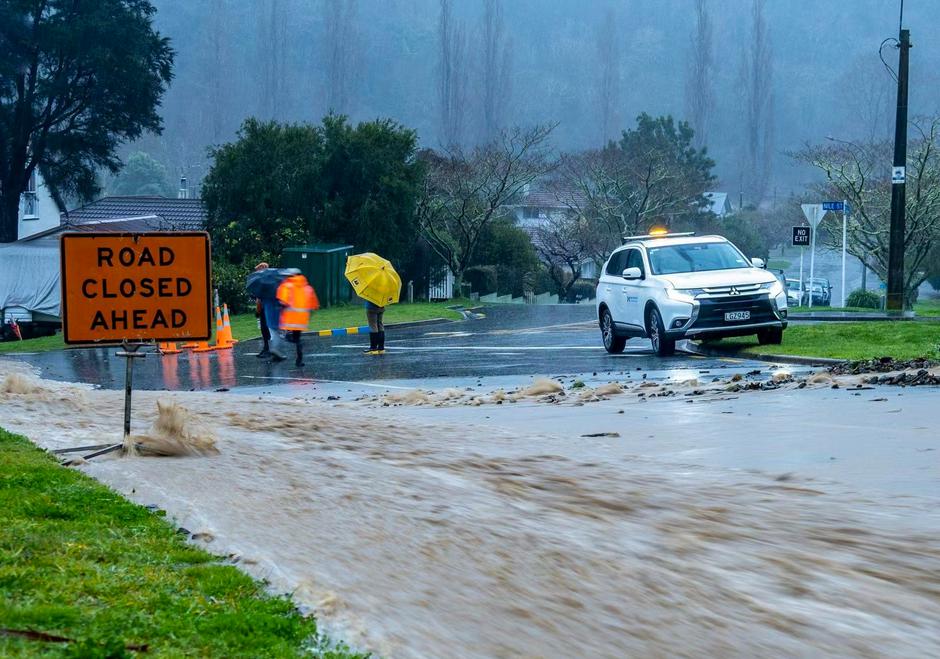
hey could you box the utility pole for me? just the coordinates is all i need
[886,27,910,311]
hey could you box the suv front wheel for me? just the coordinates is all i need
[648,307,676,357]
[600,308,627,354]
[757,327,783,345]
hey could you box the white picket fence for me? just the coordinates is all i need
[428,268,454,300]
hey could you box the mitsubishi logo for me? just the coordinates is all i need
[729,287,741,296]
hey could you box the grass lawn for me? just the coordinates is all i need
[229,299,468,342]
[711,321,940,361]
[0,427,363,658]
[789,306,878,314]
[0,300,468,354]
[766,259,791,270]
[788,299,940,316]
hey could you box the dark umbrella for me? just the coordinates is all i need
[246,268,288,301]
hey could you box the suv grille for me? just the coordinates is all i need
[693,294,776,328]
[702,283,763,295]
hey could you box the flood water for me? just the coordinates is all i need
[2,361,938,657]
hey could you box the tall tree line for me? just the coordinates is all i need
[437,0,467,147]
[741,0,775,206]
[685,0,713,151]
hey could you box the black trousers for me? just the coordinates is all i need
[259,307,271,343]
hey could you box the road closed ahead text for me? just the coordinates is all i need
[61,232,211,344]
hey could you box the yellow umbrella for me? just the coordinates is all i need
[345,253,402,306]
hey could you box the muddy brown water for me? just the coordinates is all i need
[1,362,938,657]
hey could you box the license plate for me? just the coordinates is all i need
[724,311,751,321]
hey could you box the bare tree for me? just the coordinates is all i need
[558,114,714,258]
[258,0,286,119]
[438,0,468,147]
[532,211,601,300]
[325,0,359,114]
[840,56,893,143]
[206,0,229,143]
[595,8,620,144]
[480,0,512,142]
[793,116,940,307]
[416,124,556,293]
[741,0,774,206]
[685,0,713,150]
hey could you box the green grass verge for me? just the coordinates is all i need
[766,259,791,270]
[0,333,65,354]
[0,300,468,354]
[789,306,877,313]
[230,299,468,342]
[0,428,364,658]
[713,321,940,361]
[788,299,940,316]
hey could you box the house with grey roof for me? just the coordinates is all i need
[61,195,206,231]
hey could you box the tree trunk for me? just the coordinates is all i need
[0,192,20,243]
[452,272,464,300]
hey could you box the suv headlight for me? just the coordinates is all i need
[767,280,784,297]
[665,288,702,304]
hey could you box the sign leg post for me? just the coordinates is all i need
[841,201,848,308]
[799,248,804,307]
[808,209,817,309]
[119,343,144,439]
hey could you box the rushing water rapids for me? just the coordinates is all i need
[2,361,938,657]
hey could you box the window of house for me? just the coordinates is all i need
[22,170,38,217]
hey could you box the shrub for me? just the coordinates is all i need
[566,279,597,303]
[532,267,560,295]
[212,259,254,314]
[846,288,882,309]
[464,265,498,295]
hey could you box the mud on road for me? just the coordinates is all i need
[2,361,939,657]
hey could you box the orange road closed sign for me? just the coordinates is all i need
[60,232,212,344]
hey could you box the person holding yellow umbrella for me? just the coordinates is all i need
[345,253,401,355]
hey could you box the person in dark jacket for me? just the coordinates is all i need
[253,262,271,358]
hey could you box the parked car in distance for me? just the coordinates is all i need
[785,278,804,306]
[808,277,832,306]
[596,231,788,356]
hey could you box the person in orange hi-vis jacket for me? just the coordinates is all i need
[276,269,319,366]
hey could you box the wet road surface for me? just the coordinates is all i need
[8,305,798,391]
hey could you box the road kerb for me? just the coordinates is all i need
[682,342,845,367]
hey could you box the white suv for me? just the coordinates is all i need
[596,233,788,356]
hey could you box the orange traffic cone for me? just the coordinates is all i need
[219,304,238,346]
[179,340,200,349]
[212,306,231,350]
[159,342,181,355]
[192,340,216,353]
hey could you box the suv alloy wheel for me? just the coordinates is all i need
[648,307,676,357]
[600,308,627,354]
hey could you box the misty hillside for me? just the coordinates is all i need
[139,0,938,200]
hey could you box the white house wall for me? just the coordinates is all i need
[18,173,61,239]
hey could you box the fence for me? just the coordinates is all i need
[428,267,454,301]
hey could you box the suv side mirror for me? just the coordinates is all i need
[751,257,766,269]
[622,267,642,280]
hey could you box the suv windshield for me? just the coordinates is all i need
[647,242,751,275]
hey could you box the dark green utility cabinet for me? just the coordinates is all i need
[282,244,355,308]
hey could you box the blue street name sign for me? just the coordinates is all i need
[822,201,844,211]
